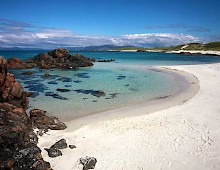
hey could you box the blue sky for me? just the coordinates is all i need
[0,0,219,48]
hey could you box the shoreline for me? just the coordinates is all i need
[37,65,207,169]
[119,49,220,56]
[61,66,199,126]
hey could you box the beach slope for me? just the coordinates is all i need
[38,63,220,170]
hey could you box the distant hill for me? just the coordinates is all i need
[161,42,220,51]
[1,42,220,51]
[67,45,135,51]
[0,45,135,51]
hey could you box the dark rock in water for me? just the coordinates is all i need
[109,93,119,99]
[25,48,94,69]
[65,85,72,87]
[24,91,39,98]
[117,75,126,80]
[56,88,71,92]
[79,156,97,170]
[92,100,97,102]
[30,109,67,130]
[22,71,33,75]
[7,57,37,69]
[24,79,42,85]
[69,145,76,149]
[48,81,58,84]
[45,148,62,158]
[97,59,115,62]
[45,92,68,100]
[44,73,50,77]
[74,72,90,78]
[57,77,72,82]
[50,139,67,150]
[30,92,39,98]
[74,89,105,98]
[25,91,33,97]
[25,84,47,92]
[73,80,82,83]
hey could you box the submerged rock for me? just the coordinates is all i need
[45,91,68,100]
[74,89,106,97]
[79,156,97,170]
[44,73,50,77]
[22,71,33,75]
[56,88,71,92]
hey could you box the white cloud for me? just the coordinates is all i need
[0,23,201,48]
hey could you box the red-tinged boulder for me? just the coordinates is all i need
[0,58,27,108]
[30,109,67,130]
[0,56,7,86]
[7,57,26,69]
[49,48,70,58]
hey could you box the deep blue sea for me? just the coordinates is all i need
[1,50,220,121]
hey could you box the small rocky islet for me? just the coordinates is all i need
[0,52,98,169]
[7,48,95,69]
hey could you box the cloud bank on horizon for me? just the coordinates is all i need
[0,18,215,49]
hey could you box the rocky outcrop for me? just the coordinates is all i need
[7,57,37,69]
[0,103,52,169]
[0,56,27,108]
[1,56,68,169]
[30,109,67,130]
[7,48,94,69]
[27,48,93,69]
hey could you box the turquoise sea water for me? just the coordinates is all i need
[1,50,220,121]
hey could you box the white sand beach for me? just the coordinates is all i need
[38,63,220,170]
[169,50,220,56]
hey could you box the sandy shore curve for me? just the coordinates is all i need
[38,63,220,170]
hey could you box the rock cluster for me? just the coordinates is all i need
[0,56,27,108]
[0,56,67,169]
[0,105,52,169]
[45,139,68,158]
[7,48,94,69]
[30,109,67,130]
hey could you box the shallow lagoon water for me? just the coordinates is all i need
[4,50,220,121]
[10,62,178,121]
